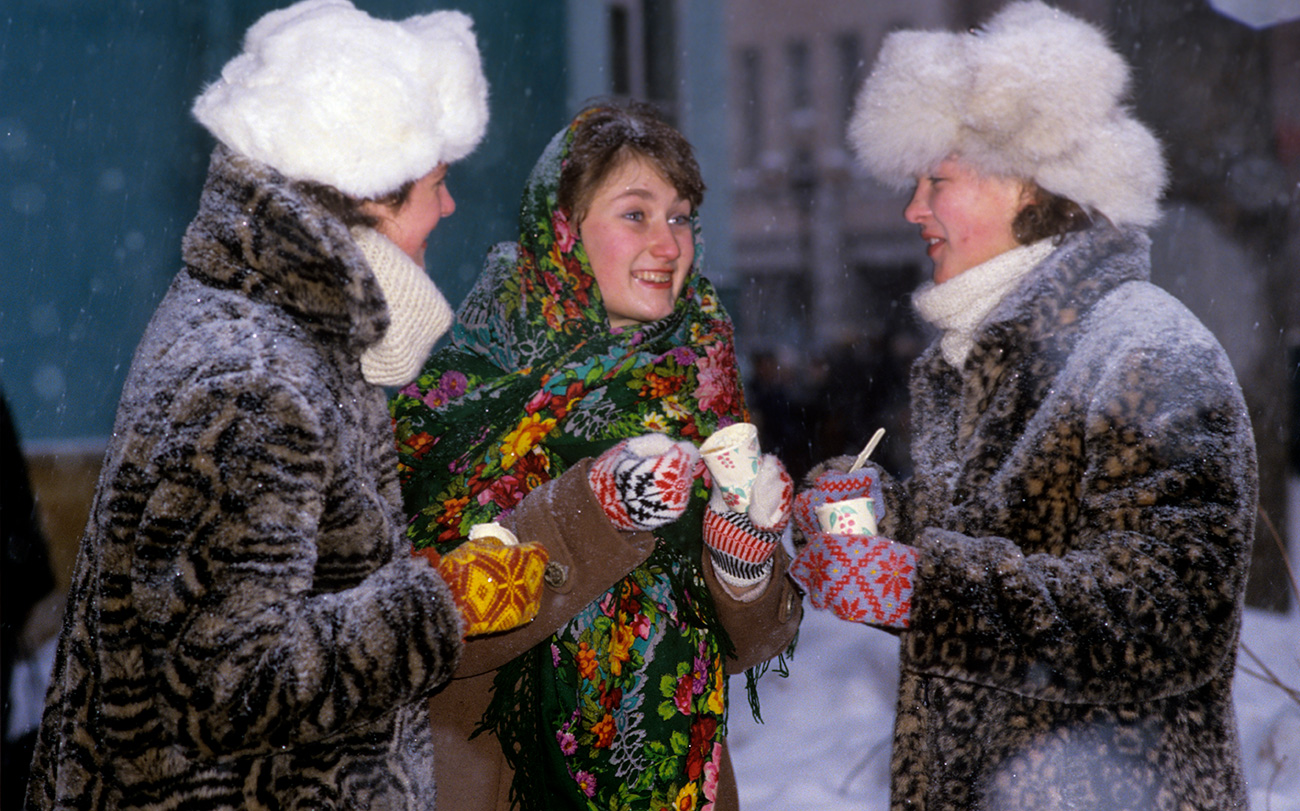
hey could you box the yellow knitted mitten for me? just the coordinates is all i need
[419,528,549,637]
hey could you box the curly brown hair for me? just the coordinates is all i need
[294,179,416,229]
[558,100,706,226]
[1013,184,1094,244]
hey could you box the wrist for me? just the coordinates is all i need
[712,555,775,591]
[703,507,779,586]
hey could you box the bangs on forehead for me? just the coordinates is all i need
[560,103,705,222]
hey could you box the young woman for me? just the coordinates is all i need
[790,2,1258,809]
[391,101,802,811]
[24,3,513,809]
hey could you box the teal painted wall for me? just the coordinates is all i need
[1,1,569,443]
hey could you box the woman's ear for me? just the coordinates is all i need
[564,206,585,240]
[1017,180,1040,212]
[359,199,391,225]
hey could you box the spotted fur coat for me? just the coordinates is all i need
[865,222,1257,810]
[25,145,464,811]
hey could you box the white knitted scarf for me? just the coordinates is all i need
[352,227,454,386]
[913,240,1056,368]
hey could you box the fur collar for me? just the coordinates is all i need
[180,144,389,351]
[916,221,1152,379]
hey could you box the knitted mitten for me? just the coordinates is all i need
[587,434,701,531]
[703,454,792,588]
[788,468,914,628]
[415,529,549,637]
[794,466,885,521]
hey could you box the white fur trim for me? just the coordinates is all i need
[193,0,488,198]
[353,227,454,386]
[626,433,701,465]
[848,1,1166,227]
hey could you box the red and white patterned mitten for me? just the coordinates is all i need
[788,475,915,628]
[587,434,701,531]
[703,454,793,588]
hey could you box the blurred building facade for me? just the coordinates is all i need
[723,0,942,354]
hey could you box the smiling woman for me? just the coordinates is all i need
[361,164,457,269]
[903,157,1031,285]
[390,100,802,811]
[789,3,1261,810]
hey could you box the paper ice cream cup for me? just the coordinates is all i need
[700,422,761,512]
[469,521,519,546]
[816,497,878,536]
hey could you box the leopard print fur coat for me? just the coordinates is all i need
[866,221,1257,810]
[26,145,464,811]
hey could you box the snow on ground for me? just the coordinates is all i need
[729,605,1300,811]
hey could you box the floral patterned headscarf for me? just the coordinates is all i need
[390,108,751,811]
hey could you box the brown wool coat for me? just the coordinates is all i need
[859,222,1257,811]
[25,146,464,811]
[428,459,803,811]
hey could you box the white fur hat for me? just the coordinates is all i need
[848,1,1167,227]
[193,0,488,199]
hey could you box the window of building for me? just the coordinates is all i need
[738,47,763,167]
[609,5,632,95]
[605,0,679,117]
[787,39,812,112]
[836,32,863,129]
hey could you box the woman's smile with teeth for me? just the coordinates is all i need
[634,269,674,284]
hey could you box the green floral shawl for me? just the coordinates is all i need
[391,111,749,811]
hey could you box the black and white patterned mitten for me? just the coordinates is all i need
[587,434,701,531]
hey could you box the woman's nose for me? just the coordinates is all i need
[650,220,682,260]
[903,184,927,224]
[440,185,456,217]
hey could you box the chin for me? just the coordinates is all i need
[933,266,959,285]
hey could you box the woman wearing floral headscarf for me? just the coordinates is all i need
[391,102,802,811]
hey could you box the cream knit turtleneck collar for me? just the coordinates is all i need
[352,227,454,387]
[913,239,1056,369]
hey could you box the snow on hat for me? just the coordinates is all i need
[193,0,488,199]
[847,0,1167,227]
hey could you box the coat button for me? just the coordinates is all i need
[544,561,569,589]
[779,587,800,623]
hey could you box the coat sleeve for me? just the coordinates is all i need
[126,371,463,758]
[901,317,1257,706]
[703,548,803,675]
[449,458,658,677]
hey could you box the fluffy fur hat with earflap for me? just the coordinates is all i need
[193,0,488,199]
[848,0,1167,227]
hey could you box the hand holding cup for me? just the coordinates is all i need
[815,497,878,536]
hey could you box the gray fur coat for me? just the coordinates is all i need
[865,222,1257,810]
[25,145,464,811]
